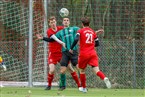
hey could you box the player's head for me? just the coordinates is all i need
[48,16,57,29]
[81,17,90,27]
[62,17,70,27]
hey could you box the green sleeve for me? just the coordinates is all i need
[55,31,61,39]
[73,26,80,32]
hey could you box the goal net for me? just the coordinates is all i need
[0,0,51,87]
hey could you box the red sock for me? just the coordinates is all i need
[96,71,106,80]
[71,72,81,87]
[80,73,86,88]
[48,73,54,86]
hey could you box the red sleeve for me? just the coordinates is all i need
[77,29,81,34]
[93,31,97,39]
[47,29,53,38]
[58,26,64,30]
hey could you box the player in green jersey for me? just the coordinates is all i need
[52,17,81,91]
[55,26,79,51]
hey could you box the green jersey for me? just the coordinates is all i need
[55,26,79,52]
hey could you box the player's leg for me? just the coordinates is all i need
[89,55,111,88]
[59,66,67,90]
[67,64,81,88]
[45,63,55,90]
[45,52,60,90]
[69,51,81,89]
[92,66,105,80]
[0,62,7,71]
[92,67,111,88]
[79,69,87,93]
[58,51,69,90]
[77,55,88,93]
[0,62,6,88]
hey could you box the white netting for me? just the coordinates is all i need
[0,0,47,86]
[0,1,29,82]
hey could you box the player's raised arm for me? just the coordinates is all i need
[95,29,104,35]
[95,37,100,47]
[95,29,102,47]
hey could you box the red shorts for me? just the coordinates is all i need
[48,52,62,65]
[78,53,99,69]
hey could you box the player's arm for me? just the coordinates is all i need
[70,33,80,52]
[43,37,55,42]
[95,37,100,47]
[50,35,66,49]
[50,35,63,44]
[95,29,104,35]
[36,34,55,42]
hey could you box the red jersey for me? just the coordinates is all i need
[78,27,97,55]
[47,26,64,53]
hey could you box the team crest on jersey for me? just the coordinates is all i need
[50,59,53,62]
[69,30,72,32]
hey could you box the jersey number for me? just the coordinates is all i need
[85,33,93,43]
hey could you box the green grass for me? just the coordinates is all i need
[0,87,144,97]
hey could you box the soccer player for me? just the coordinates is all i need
[36,16,81,90]
[0,56,6,87]
[69,17,111,93]
[45,17,82,91]
[0,56,6,71]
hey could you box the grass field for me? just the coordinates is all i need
[0,87,144,97]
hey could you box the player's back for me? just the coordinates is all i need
[78,27,97,55]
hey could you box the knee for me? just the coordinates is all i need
[49,64,55,74]
[60,70,65,74]
[49,69,55,74]
[80,69,85,74]
[60,67,67,74]
[93,67,100,73]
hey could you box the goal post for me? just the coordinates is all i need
[28,0,33,87]
[43,0,48,83]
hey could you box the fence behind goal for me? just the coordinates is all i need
[0,0,145,89]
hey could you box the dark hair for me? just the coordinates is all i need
[81,17,90,26]
[48,16,56,23]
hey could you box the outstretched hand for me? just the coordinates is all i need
[95,29,104,35]
[61,42,66,49]
[69,49,73,54]
[36,34,43,40]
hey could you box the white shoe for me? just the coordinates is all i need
[104,77,111,88]
[82,88,87,93]
[78,87,83,92]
